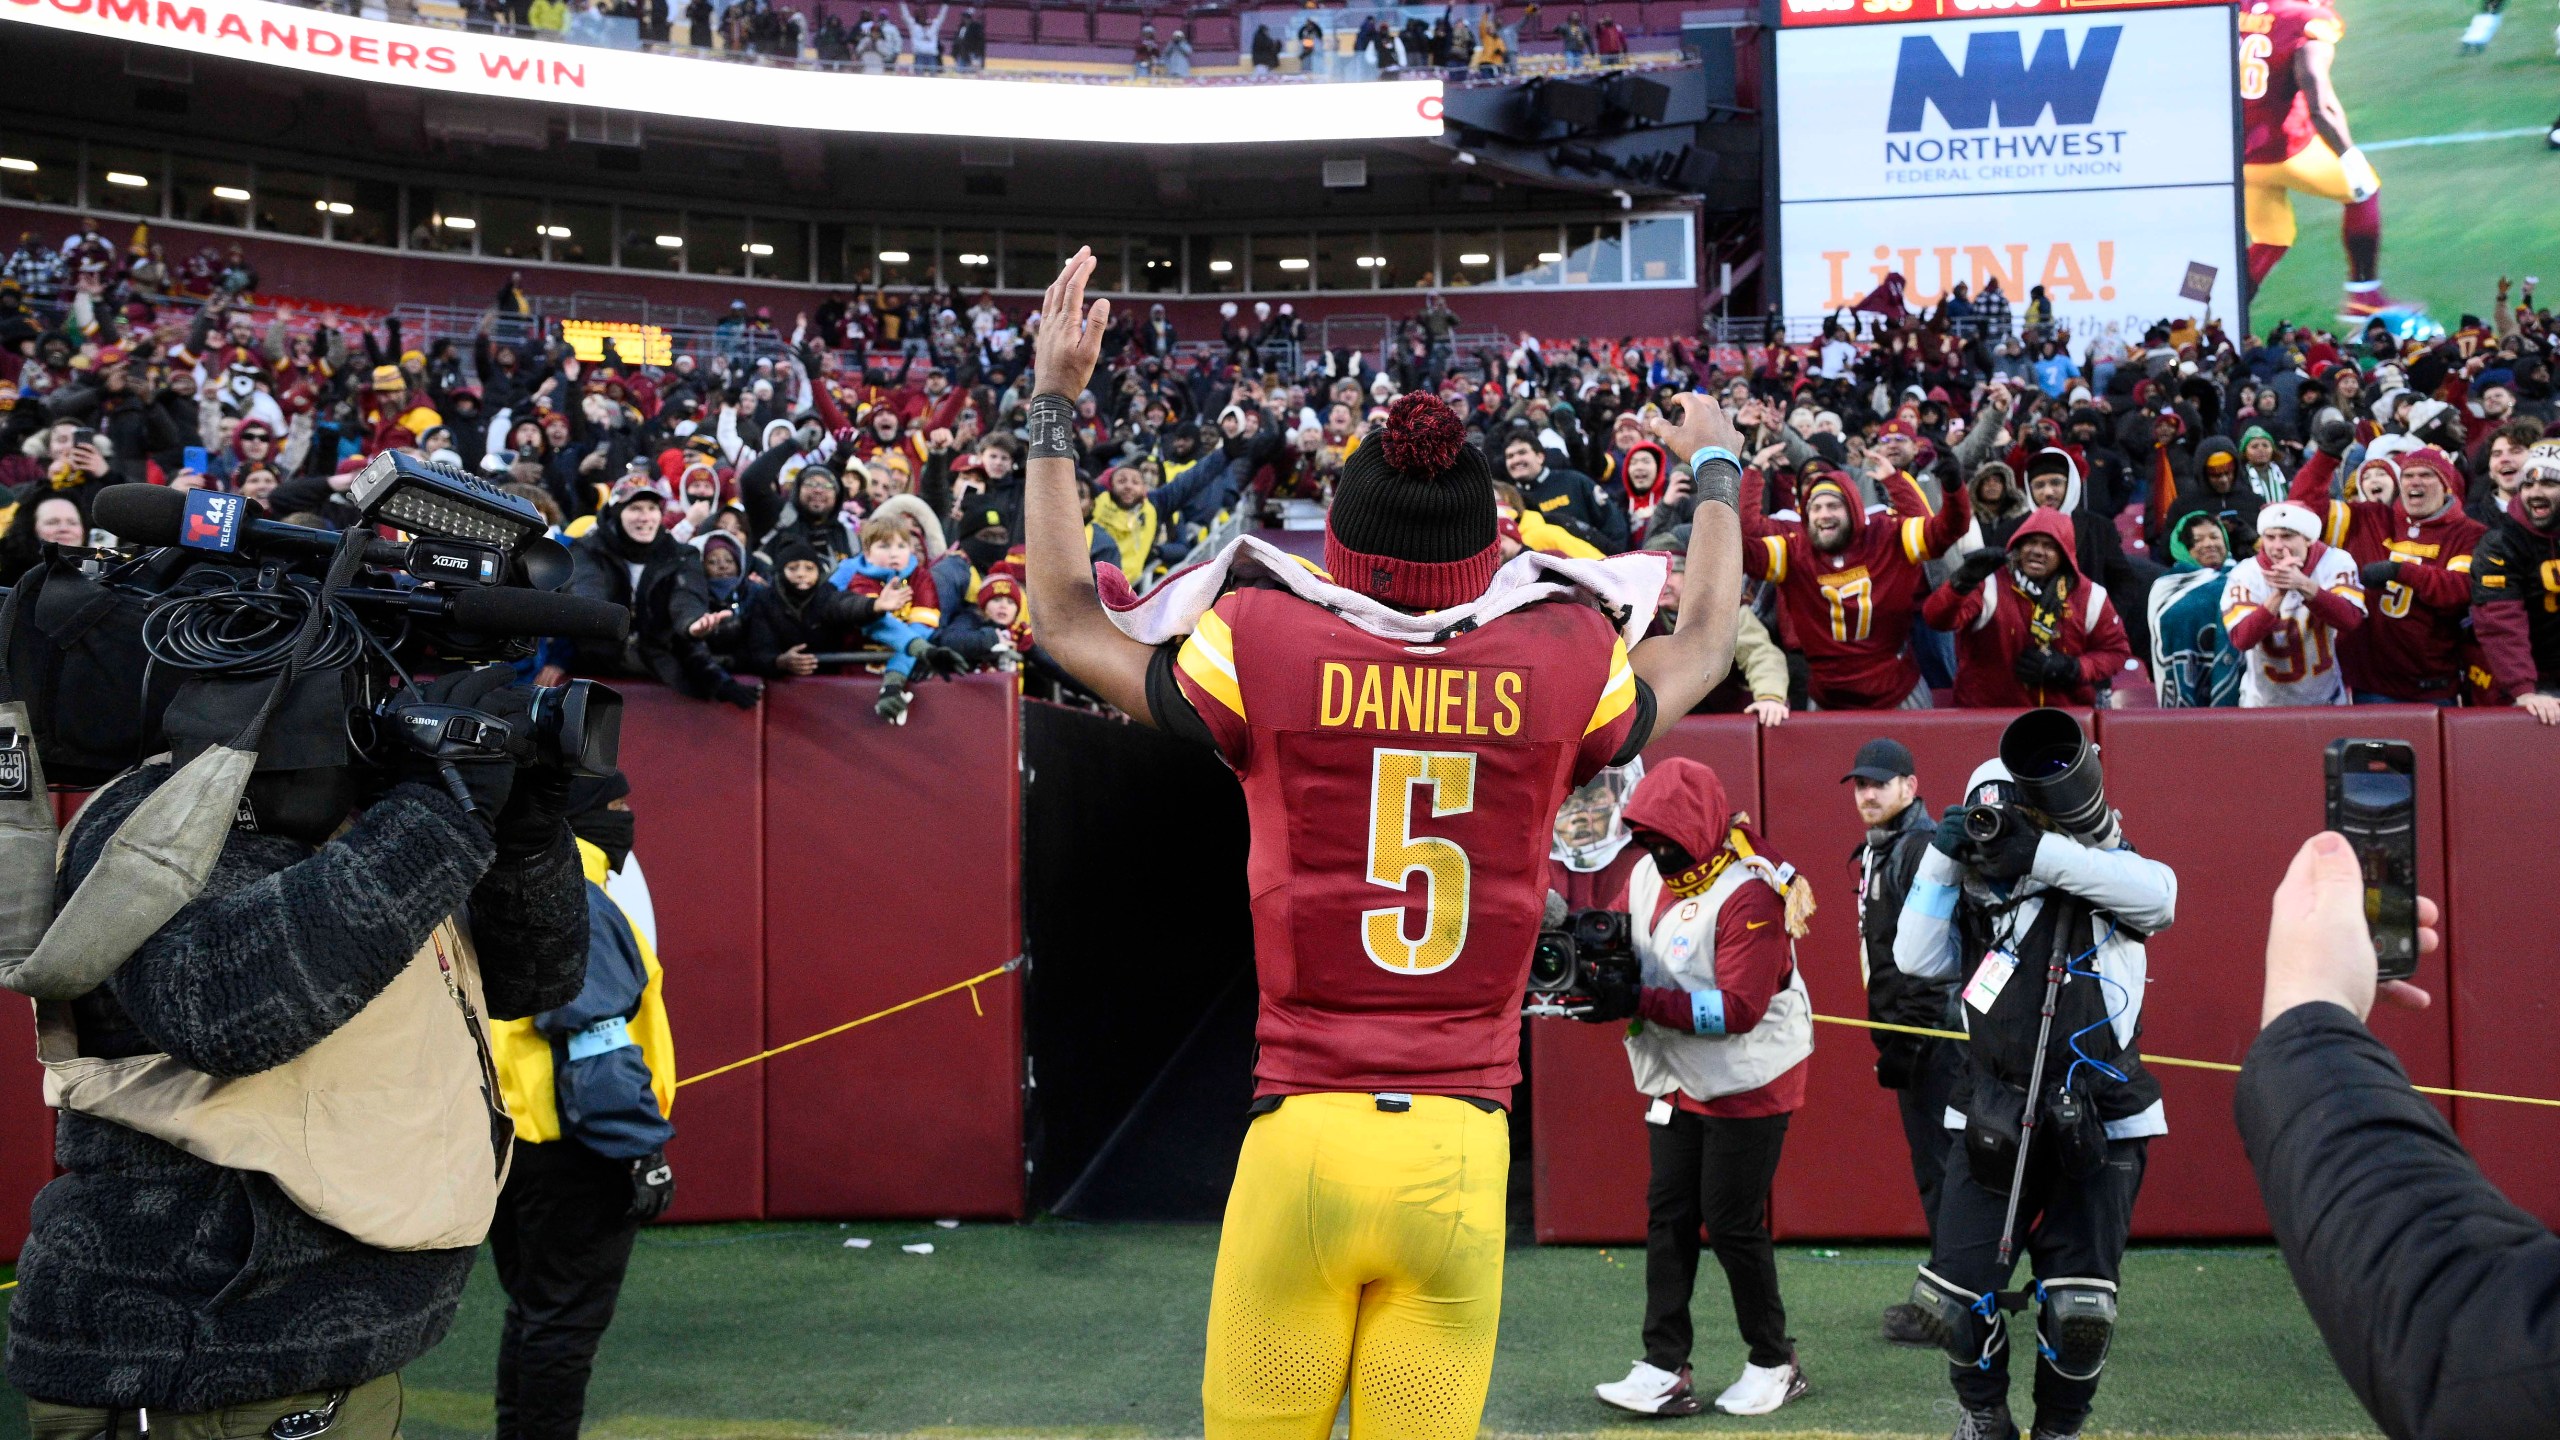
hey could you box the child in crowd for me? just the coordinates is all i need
[839,512,962,721]
[976,572,1030,660]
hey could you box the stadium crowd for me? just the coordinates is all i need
[5,216,2558,724]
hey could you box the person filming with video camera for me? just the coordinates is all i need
[1892,709,2177,1440]
[0,459,625,1440]
[1581,757,1816,1421]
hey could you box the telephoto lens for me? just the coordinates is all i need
[1527,932,1578,993]
[1999,707,2110,839]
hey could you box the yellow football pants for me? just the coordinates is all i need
[1202,1092,1510,1440]
[2244,138,2355,249]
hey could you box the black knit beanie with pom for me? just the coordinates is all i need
[1325,393,1501,609]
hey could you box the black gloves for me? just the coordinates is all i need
[1578,971,1640,1024]
[629,1150,675,1222]
[495,764,573,865]
[1932,809,1973,860]
[1973,820,2044,882]
[2360,558,2403,591]
[2013,646,2083,692]
[1952,547,2009,591]
[715,676,763,710]
[2314,416,2354,459]
[392,665,533,833]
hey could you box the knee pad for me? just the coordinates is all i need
[2035,1277,2117,1382]
[1912,1266,2006,1371]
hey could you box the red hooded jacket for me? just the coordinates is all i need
[1921,507,2133,708]
[2291,447,2483,700]
[1619,759,1807,1118]
[1741,464,1970,708]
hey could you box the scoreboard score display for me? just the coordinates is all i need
[1768,0,2243,331]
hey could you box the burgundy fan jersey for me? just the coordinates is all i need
[1167,583,1649,1102]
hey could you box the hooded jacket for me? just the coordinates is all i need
[1945,458,2032,564]
[2161,436,2265,556]
[2468,490,2560,698]
[1741,463,1970,708]
[1922,506,2133,708]
[2290,447,2485,699]
[2146,515,2241,707]
[741,536,866,675]
[1617,440,1674,521]
[567,505,721,692]
[1618,758,1811,1118]
[2235,424,2288,506]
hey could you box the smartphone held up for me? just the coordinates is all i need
[2324,738,2419,982]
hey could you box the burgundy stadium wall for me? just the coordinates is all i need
[15,699,2560,1259]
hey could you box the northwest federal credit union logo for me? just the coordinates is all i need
[1880,25,2125,179]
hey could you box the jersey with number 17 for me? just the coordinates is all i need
[1170,584,1649,1102]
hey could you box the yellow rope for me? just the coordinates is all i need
[1810,1013,2560,1109]
[673,957,1022,1089]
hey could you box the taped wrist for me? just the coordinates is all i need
[1693,458,1741,512]
[1026,392,1078,461]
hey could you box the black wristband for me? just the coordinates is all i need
[1693,458,1742,512]
[1027,392,1077,461]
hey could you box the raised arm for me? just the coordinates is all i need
[1625,393,1744,746]
[1024,249,1159,722]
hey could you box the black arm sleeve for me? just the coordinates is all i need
[2237,1002,2560,1440]
[1607,677,1658,768]
[468,827,589,1020]
[1145,641,1218,749]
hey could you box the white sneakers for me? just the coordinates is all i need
[1593,1361,1702,1417]
[1594,1356,1808,1417]
[1712,1357,1810,1416]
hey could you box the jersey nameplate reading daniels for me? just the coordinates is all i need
[1316,661,1527,738]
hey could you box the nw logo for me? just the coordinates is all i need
[1886,26,2121,133]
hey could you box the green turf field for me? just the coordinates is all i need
[4,1225,2383,1439]
[2246,0,2560,332]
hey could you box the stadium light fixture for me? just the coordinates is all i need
[1539,251,1563,262]
[320,200,353,215]
[1458,252,1490,266]
[655,234,684,248]
[1278,258,1308,271]
[0,157,33,173]
[745,242,775,256]
[958,252,990,265]
[105,171,149,188]
[212,185,251,202]
[879,249,911,262]
[442,216,477,230]
[539,225,573,238]
[1208,259,1234,273]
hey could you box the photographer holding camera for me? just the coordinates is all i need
[1588,758,1814,1421]
[1891,710,2176,1440]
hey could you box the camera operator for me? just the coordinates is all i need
[1589,758,1813,1420]
[1892,712,2177,1440]
[5,662,590,1440]
[2239,834,2560,1439]
[1843,738,1962,1347]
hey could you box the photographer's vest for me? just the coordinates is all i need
[1962,890,2161,1127]
[20,770,514,1252]
[1623,849,1813,1105]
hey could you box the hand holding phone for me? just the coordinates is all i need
[2324,738,2419,981]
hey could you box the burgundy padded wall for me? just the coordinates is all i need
[0,1003,42,1260]
[2094,707,2454,1237]
[1531,715,1761,1244]
[2443,711,2560,1225]
[615,683,766,1223]
[1761,711,2048,1240]
[760,675,1025,1220]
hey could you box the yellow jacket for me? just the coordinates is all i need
[491,839,677,1143]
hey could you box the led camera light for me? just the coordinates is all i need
[347,451,547,553]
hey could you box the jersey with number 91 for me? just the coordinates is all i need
[1168,584,1649,1102]
[2223,546,2364,706]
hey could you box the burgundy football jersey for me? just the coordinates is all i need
[1168,583,1648,1102]
[2238,0,2343,165]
